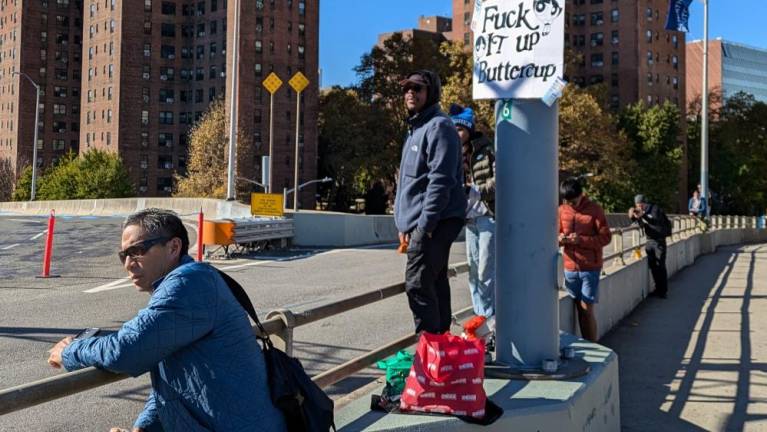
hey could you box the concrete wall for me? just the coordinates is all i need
[559,228,767,339]
[290,210,399,247]
[0,198,253,219]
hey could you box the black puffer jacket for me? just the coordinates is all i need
[467,133,495,216]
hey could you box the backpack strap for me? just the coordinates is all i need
[216,269,274,349]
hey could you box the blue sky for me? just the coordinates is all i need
[319,0,767,88]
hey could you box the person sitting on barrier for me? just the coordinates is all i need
[688,189,707,220]
[629,195,672,299]
[46,208,286,432]
[395,70,466,335]
[558,177,611,342]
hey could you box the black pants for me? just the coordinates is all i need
[405,218,464,334]
[645,239,668,295]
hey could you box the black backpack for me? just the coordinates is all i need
[217,270,336,432]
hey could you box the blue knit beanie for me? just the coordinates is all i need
[449,104,475,132]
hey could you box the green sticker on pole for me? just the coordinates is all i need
[500,99,513,123]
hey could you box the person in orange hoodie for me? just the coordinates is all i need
[558,177,611,342]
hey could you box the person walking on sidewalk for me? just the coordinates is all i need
[395,70,466,334]
[629,194,672,298]
[558,177,611,342]
[451,104,496,336]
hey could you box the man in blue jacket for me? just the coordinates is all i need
[47,209,285,432]
[395,70,467,334]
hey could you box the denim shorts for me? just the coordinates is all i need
[564,271,601,304]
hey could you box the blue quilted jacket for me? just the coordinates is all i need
[62,256,286,432]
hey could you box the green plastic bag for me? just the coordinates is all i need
[376,350,414,395]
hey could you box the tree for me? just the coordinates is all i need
[12,150,133,201]
[439,41,495,137]
[174,98,253,199]
[688,92,767,214]
[0,157,13,201]
[559,86,635,211]
[619,101,684,210]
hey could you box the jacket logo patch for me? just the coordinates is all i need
[410,145,418,152]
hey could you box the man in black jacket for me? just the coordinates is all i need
[629,194,671,298]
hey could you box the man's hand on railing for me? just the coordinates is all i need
[47,337,73,369]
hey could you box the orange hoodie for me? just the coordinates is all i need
[558,196,612,271]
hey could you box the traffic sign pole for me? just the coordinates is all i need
[262,72,283,195]
[288,72,309,212]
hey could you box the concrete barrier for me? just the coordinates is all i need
[0,198,253,219]
[289,210,399,247]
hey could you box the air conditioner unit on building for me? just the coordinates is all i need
[168,54,175,59]
[160,75,168,80]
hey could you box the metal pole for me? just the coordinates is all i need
[31,82,40,201]
[267,93,275,194]
[495,99,559,369]
[700,0,710,218]
[293,91,301,212]
[226,0,241,200]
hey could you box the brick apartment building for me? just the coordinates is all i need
[1,0,318,202]
[452,0,686,112]
[377,15,452,47]
[687,38,767,110]
[0,0,84,173]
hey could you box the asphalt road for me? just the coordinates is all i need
[0,213,642,431]
[0,214,473,431]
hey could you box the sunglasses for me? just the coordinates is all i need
[118,236,170,264]
[403,84,424,94]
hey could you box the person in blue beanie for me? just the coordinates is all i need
[451,104,497,347]
[47,209,286,432]
[395,71,466,334]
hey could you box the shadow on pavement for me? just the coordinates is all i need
[602,245,766,431]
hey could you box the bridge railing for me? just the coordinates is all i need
[0,215,759,417]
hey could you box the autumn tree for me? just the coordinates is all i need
[559,86,635,211]
[174,98,253,200]
[439,41,495,137]
[0,157,14,201]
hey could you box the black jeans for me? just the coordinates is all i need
[645,239,668,295]
[405,218,464,334]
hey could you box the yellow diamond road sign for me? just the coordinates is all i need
[262,72,283,95]
[289,71,309,93]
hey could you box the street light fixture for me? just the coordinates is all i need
[283,177,332,212]
[13,71,41,201]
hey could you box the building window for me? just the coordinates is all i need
[159,132,173,147]
[590,53,604,68]
[161,23,175,37]
[210,42,217,58]
[143,87,150,103]
[611,30,619,45]
[159,111,174,125]
[611,52,619,65]
[255,63,262,76]
[195,68,204,80]
[647,51,653,65]
[611,9,619,22]
[590,32,603,47]
[672,35,679,49]
[672,55,678,69]
[161,1,176,15]
[53,104,67,115]
[255,40,262,53]
[145,0,152,11]
[195,89,203,103]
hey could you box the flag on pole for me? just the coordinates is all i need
[665,0,693,32]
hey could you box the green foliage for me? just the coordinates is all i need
[13,150,133,201]
[688,92,767,215]
[11,165,32,201]
[619,101,684,210]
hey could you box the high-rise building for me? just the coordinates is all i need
[0,0,84,174]
[687,38,767,108]
[81,0,319,199]
[377,15,452,48]
[2,0,319,202]
[452,0,686,112]
[226,0,319,205]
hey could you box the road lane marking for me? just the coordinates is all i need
[6,218,44,223]
[30,230,48,240]
[1,243,20,250]
[83,277,132,293]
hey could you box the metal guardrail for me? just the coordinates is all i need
[0,215,760,416]
[232,218,295,245]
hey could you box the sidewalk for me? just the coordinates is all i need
[602,243,767,431]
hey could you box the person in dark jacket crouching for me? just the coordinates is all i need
[47,208,286,432]
[629,194,672,298]
[395,70,467,334]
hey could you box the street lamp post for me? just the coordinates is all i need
[700,0,710,217]
[283,177,332,211]
[13,72,41,201]
[226,0,241,201]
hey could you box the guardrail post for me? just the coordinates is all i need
[265,308,296,357]
[617,230,625,266]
